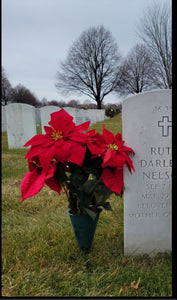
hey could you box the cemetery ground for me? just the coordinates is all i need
[2,113,172,297]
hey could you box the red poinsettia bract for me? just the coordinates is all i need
[100,126,135,194]
[21,109,90,201]
[24,109,90,168]
[86,129,105,158]
[21,156,62,201]
[21,110,135,203]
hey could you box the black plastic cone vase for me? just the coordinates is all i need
[67,207,102,252]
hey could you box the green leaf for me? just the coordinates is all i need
[94,181,111,195]
[70,169,88,188]
[75,190,92,207]
[79,179,98,195]
[54,163,68,183]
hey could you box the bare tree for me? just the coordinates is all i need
[67,100,80,108]
[137,2,172,89]
[55,25,122,109]
[41,97,48,106]
[82,99,93,109]
[11,84,40,107]
[48,100,60,106]
[58,100,67,107]
[116,43,158,96]
[1,67,13,105]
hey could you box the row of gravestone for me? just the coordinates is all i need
[2,104,107,148]
[2,90,172,256]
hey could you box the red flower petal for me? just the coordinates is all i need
[45,177,62,194]
[102,167,123,195]
[21,169,45,201]
[23,134,51,147]
[87,129,96,136]
[55,140,71,162]
[38,144,56,171]
[125,156,135,173]
[75,121,90,132]
[48,109,75,134]
[25,145,45,160]
[28,156,41,172]
[87,131,105,157]
[102,125,114,144]
[102,148,112,167]
[114,133,122,142]
[87,143,102,157]
[68,131,88,143]
[44,126,53,135]
[103,152,126,168]
[67,142,86,166]
[120,145,135,156]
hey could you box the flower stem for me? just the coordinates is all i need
[62,183,69,199]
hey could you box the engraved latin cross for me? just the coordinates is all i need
[158,116,172,137]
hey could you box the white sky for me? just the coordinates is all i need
[2,0,171,105]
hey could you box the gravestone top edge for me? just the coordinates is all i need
[5,103,37,110]
[40,105,60,110]
[122,89,171,105]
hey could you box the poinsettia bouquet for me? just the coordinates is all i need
[21,109,135,219]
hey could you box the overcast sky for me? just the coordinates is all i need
[2,0,171,105]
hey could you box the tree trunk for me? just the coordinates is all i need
[96,97,102,109]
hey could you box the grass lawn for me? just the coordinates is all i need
[1,113,172,297]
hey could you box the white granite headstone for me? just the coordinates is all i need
[83,110,92,125]
[75,109,86,125]
[5,103,37,149]
[122,90,172,256]
[93,109,105,122]
[1,106,7,132]
[35,107,41,125]
[86,109,97,125]
[96,109,105,122]
[40,106,60,133]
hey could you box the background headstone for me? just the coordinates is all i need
[86,109,97,125]
[83,109,92,125]
[95,109,105,122]
[35,107,41,125]
[1,106,7,132]
[75,108,86,125]
[122,90,172,256]
[40,106,60,133]
[5,103,37,149]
